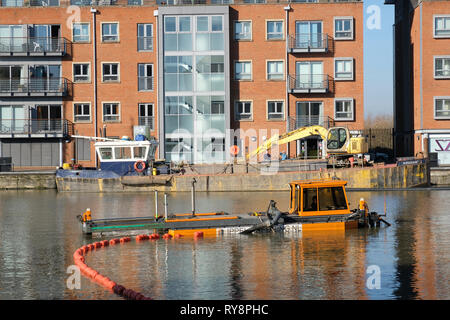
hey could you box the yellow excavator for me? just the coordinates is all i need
[246,125,368,165]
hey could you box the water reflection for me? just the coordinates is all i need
[0,189,449,299]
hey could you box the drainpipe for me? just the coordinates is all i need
[284,4,291,157]
[91,8,98,168]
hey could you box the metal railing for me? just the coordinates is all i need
[288,116,335,131]
[288,74,331,92]
[288,33,329,52]
[138,76,154,91]
[0,37,70,55]
[0,78,70,96]
[137,36,153,51]
[138,116,154,130]
[0,119,73,136]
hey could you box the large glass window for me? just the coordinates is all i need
[164,56,193,92]
[318,187,348,211]
[196,55,224,91]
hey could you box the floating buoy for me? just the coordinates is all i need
[174,234,182,239]
[162,233,172,240]
[194,231,204,238]
[150,233,160,240]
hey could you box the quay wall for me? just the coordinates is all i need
[56,164,429,192]
[0,171,56,190]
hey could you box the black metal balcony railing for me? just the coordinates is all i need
[137,36,153,51]
[288,33,329,53]
[288,74,331,93]
[0,37,71,55]
[288,116,335,131]
[0,119,73,137]
[138,116,154,130]
[138,76,154,91]
[0,78,71,96]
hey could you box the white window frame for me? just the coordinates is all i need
[235,100,253,121]
[73,102,91,123]
[101,62,120,83]
[334,58,354,81]
[267,100,285,121]
[266,20,284,41]
[72,22,90,43]
[102,102,121,123]
[234,20,252,41]
[101,22,120,43]
[434,15,450,38]
[138,63,154,91]
[138,103,155,130]
[434,56,450,79]
[266,60,285,81]
[72,62,90,83]
[434,97,450,120]
[334,17,354,40]
[334,98,354,121]
[137,23,153,52]
[234,61,252,81]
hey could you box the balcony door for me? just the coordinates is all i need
[0,65,26,92]
[29,25,60,52]
[0,105,25,133]
[29,65,61,92]
[295,21,322,48]
[34,105,62,132]
[296,101,323,127]
[0,25,24,52]
[296,61,323,89]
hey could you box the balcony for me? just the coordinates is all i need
[288,33,329,53]
[288,116,335,131]
[0,119,73,138]
[288,74,332,94]
[0,78,72,97]
[0,37,71,56]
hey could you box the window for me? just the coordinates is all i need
[267,61,284,80]
[334,17,353,40]
[103,103,120,122]
[73,103,91,122]
[138,64,153,91]
[335,99,354,121]
[335,58,354,80]
[101,23,119,42]
[138,24,153,51]
[434,57,450,78]
[73,63,90,82]
[139,103,154,129]
[267,21,284,40]
[435,98,450,119]
[102,63,119,82]
[73,23,89,43]
[235,101,252,121]
[434,15,450,37]
[267,101,284,120]
[235,61,252,80]
[234,21,252,41]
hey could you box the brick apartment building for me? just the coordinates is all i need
[0,0,364,168]
[386,0,450,166]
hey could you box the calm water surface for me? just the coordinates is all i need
[0,189,449,300]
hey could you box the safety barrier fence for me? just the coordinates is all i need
[72,230,204,300]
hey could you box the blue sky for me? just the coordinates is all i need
[363,0,395,118]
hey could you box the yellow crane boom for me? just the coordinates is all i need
[246,125,329,160]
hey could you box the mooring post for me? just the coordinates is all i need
[164,193,168,220]
[191,178,196,217]
[155,190,158,218]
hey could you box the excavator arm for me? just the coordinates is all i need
[246,125,329,160]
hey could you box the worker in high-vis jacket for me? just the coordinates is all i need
[82,208,92,222]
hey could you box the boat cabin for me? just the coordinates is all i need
[95,139,158,175]
[288,179,350,216]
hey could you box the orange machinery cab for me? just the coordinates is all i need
[288,179,356,231]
